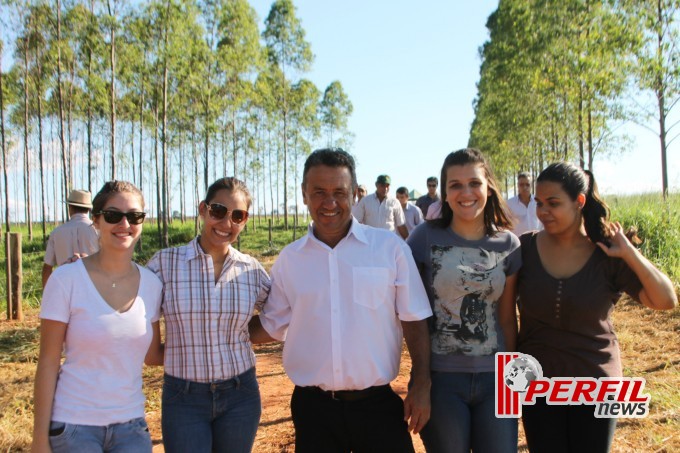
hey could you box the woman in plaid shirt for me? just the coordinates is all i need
[147,177,271,453]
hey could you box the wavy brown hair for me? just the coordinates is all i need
[431,148,514,235]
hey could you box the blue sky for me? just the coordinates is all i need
[250,0,680,196]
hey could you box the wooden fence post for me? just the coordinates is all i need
[4,233,10,320]
[6,232,23,321]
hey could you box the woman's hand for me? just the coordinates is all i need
[596,222,635,259]
[64,252,87,264]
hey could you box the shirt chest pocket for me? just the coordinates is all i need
[352,267,392,310]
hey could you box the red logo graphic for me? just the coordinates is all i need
[495,353,650,419]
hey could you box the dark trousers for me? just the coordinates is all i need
[522,398,617,453]
[291,385,415,453]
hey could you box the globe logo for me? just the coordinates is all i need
[504,355,542,393]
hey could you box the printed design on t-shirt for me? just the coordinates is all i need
[431,244,508,356]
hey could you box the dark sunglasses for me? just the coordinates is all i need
[206,203,249,224]
[96,210,146,225]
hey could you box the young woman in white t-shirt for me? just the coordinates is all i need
[32,181,163,453]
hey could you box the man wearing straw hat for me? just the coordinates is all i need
[42,189,99,287]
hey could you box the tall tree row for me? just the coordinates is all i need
[0,0,353,232]
[470,0,679,197]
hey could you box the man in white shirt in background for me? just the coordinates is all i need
[354,174,408,239]
[249,148,432,453]
[351,184,367,218]
[395,186,423,235]
[42,190,99,287]
[506,171,543,236]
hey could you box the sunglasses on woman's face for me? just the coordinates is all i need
[206,203,249,224]
[96,210,146,225]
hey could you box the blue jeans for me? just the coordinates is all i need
[49,417,151,453]
[420,371,517,453]
[161,367,261,453]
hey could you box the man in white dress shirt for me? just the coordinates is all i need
[353,174,408,239]
[250,149,432,453]
[395,186,423,235]
[507,171,543,236]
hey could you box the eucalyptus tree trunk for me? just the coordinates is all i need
[86,0,95,192]
[107,0,117,179]
[22,34,33,240]
[179,133,185,224]
[56,0,69,203]
[36,63,47,240]
[154,106,161,244]
[655,0,669,200]
[0,46,9,233]
[193,120,200,235]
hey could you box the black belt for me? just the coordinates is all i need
[299,384,391,402]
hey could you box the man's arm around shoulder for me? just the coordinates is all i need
[41,264,53,289]
[248,315,277,344]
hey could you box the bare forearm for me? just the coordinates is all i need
[402,319,431,383]
[501,319,517,352]
[33,362,58,434]
[623,248,677,310]
[41,264,52,289]
[144,322,165,366]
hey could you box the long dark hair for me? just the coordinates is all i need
[537,162,612,245]
[431,148,514,235]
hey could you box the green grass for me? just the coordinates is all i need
[1,193,679,313]
[0,214,310,311]
[606,192,680,284]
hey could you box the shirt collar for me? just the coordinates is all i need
[186,236,248,264]
[296,217,369,251]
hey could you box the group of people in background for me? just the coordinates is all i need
[33,147,677,453]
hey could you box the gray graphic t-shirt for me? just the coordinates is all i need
[407,222,521,372]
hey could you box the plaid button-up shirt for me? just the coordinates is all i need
[147,237,270,383]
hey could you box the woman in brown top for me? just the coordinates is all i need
[517,162,677,453]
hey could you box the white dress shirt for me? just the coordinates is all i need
[507,195,543,236]
[259,219,432,391]
[354,192,406,231]
[402,202,424,234]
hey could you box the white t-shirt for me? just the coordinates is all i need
[260,219,432,391]
[40,259,162,425]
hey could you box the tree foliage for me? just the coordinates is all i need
[470,0,678,195]
[0,0,353,230]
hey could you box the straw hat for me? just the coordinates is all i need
[65,190,93,209]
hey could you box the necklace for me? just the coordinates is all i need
[103,264,137,289]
